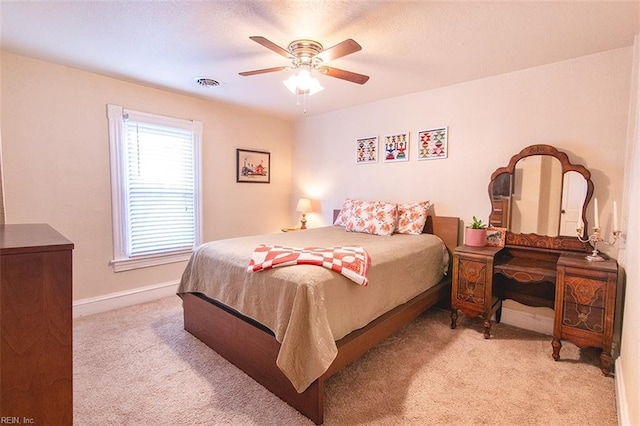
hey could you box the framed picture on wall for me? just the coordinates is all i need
[236,149,270,183]
[356,136,378,164]
[383,132,409,162]
[417,127,448,160]
[486,226,507,247]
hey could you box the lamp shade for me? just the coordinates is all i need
[296,198,312,213]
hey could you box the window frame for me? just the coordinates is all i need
[107,104,203,272]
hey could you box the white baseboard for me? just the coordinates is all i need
[500,306,554,335]
[615,358,630,426]
[73,280,180,318]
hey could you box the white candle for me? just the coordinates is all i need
[577,201,583,230]
[594,198,599,228]
[613,201,619,231]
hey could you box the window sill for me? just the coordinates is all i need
[110,250,192,272]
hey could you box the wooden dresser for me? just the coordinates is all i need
[1,224,74,425]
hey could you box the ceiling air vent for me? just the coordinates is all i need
[195,77,220,88]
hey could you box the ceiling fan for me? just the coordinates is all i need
[239,36,370,88]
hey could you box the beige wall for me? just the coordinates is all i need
[0,51,293,300]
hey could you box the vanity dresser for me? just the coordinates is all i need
[450,144,619,375]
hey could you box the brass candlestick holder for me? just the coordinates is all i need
[576,227,621,261]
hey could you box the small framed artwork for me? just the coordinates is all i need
[486,226,507,247]
[356,136,378,164]
[383,132,409,162]
[417,127,448,160]
[236,149,270,183]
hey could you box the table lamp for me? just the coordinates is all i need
[296,198,312,229]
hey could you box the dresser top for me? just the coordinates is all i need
[0,224,74,254]
[558,252,617,272]
[454,244,503,256]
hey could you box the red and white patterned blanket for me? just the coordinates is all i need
[248,245,371,286]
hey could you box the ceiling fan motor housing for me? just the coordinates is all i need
[288,40,324,67]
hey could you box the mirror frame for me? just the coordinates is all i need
[488,144,593,252]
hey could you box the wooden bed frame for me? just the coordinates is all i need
[182,215,459,424]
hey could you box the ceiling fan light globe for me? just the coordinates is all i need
[307,77,324,95]
[283,75,299,94]
[297,69,313,90]
[283,72,324,96]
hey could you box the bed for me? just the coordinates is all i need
[178,208,459,424]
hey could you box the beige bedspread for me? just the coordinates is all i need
[178,225,448,393]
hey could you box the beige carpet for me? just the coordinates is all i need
[73,297,617,425]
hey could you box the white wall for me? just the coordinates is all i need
[617,34,640,426]
[0,51,293,300]
[292,48,631,255]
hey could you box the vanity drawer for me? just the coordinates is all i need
[562,302,605,333]
[563,275,606,309]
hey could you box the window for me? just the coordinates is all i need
[107,105,202,272]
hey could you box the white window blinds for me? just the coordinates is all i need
[107,104,202,272]
[124,119,196,256]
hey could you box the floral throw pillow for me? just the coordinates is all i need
[333,198,355,226]
[396,201,432,235]
[345,200,398,236]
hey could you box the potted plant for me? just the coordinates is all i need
[465,216,487,247]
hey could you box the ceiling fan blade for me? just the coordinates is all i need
[239,66,288,77]
[315,39,362,63]
[320,66,370,85]
[249,36,292,59]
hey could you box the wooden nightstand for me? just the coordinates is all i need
[281,227,303,232]
[553,253,618,375]
[450,245,503,338]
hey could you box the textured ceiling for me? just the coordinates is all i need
[1,1,638,120]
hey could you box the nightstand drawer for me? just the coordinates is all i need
[563,275,606,309]
[562,302,605,333]
[455,258,488,305]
